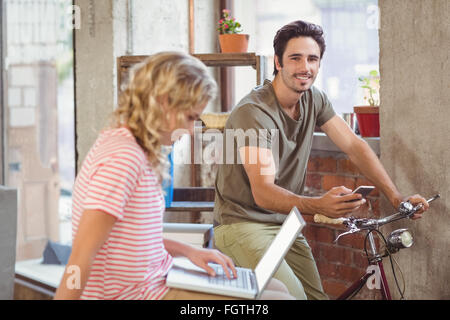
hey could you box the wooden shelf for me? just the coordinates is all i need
[193,53,258,67]
[118,52,260,70]
[193,53,266,86]
[117,52,267,93]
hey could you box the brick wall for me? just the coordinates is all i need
[304,153,382,300]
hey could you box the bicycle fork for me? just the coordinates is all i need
[337,232,391,300]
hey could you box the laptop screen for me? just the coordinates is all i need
[254,207,306,293]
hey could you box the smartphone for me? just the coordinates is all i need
[346,186,375,202]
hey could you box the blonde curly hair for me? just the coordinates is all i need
[112,52,217,180]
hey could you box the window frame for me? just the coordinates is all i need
[1,0,78,252]
[0,0,5,185]
[72,0,78,177]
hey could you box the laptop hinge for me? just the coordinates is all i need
[251,273,259,299]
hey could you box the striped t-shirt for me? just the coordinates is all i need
[71,127,173,300]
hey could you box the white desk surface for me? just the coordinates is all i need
[15,259,65,289]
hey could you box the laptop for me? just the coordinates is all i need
[166,207,306,299]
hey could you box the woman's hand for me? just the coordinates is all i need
[185,247,238,280]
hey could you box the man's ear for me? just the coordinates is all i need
[274,54,282,72]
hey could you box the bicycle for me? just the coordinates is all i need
[313,194,441,300]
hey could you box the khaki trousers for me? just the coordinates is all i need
[214,221,329,300]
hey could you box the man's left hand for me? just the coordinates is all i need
[404,194,430,220]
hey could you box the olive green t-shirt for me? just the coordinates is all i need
[213,79,336,225]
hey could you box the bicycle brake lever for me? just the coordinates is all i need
[410,203,424,217]
[334,228,361,243]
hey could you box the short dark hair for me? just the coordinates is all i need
[273,20,326,76]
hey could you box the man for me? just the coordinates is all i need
[213,20,429,300]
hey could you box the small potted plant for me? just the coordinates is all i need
[354,70,380,137]
[217,9,249,53]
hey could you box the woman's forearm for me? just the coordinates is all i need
[163,238,196,257]
[53,253,93,300]
[54,210,117,300]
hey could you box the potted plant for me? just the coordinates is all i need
[354,70,380,137]
[217,9,249,53]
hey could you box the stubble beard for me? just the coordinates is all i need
[281,69,315,95]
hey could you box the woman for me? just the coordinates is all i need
[54,52,293,300]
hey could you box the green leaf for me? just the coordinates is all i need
[369,70,378,77]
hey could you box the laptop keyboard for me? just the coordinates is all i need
[207,264,255,290]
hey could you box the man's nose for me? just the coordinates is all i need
[296,58,310,73]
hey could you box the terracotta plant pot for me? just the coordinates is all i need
[354,106,380,137]
[218,34,249,53]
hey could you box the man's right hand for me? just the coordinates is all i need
[310,186,366,218]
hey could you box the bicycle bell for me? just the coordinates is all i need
[399,201,415,217]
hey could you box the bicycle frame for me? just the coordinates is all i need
[337,231,391,300]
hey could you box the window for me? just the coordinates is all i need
[1,0,75,260]
[235,0,379,115]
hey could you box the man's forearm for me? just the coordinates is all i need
[347,139,403,208]
[253,182,317,215]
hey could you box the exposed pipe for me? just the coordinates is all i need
[126,0,134,55]
[0,0,6,184]
[189,0,194,54]
[219,0,235,112]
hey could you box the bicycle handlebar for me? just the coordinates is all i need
[313,215,345,225]
[313,194,440,229]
